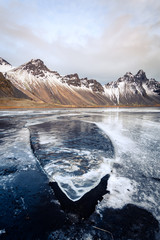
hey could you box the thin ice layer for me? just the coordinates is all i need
[30,120,115,201]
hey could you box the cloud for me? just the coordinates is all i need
[0,0,160,84]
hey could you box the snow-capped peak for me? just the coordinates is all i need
[0,57,13,73]
[1,55,160,106]
[135,69,147,81]
[30,59,44,65]
[124,72,134,77]
[11,58,62,81]
[6,58,63,94]
[15,58,50,74]
[116,70,147,83]
[0,57,11,66]
[104,69,160,105]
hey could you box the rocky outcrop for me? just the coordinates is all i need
[87,79,104,93]
[62,73,81,87]
[62,74,104,93]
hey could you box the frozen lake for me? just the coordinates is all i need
[0,108,160,239]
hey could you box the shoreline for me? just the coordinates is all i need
[0,99,160,110]
[0,97,160,110]
[0,105,160,110]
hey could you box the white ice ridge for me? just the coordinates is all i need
[0,128,38,173]
[47,157,114,201]
[97,174,137,210]
[94,121,137,210]
[96,122,135,154]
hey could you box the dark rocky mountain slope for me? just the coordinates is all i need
[0,72,30,99]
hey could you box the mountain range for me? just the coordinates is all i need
[0,57,160,108]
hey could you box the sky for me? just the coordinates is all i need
[0,0,160,84]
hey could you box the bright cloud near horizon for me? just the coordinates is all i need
[0,0,160,84]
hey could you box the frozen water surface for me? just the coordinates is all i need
[0,107,160,239]
[29,120,114,201]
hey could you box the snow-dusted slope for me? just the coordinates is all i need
[0,57,14,73]
[6,59,111,106]
[1,56,160,106]
[0,72,30,99]
[0,58,30,99]
[104,70,160,105]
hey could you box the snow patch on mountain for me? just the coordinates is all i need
[0,57,14,73]
[6,59,64,91]
[1,57,160,106]
[104,70,160,105]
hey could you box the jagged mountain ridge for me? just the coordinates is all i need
[0,57,160,106]
[62,74,104,93]
[104,70,160,105]
[4,59,112,106]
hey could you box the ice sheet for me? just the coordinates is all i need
[0,108,160,223]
